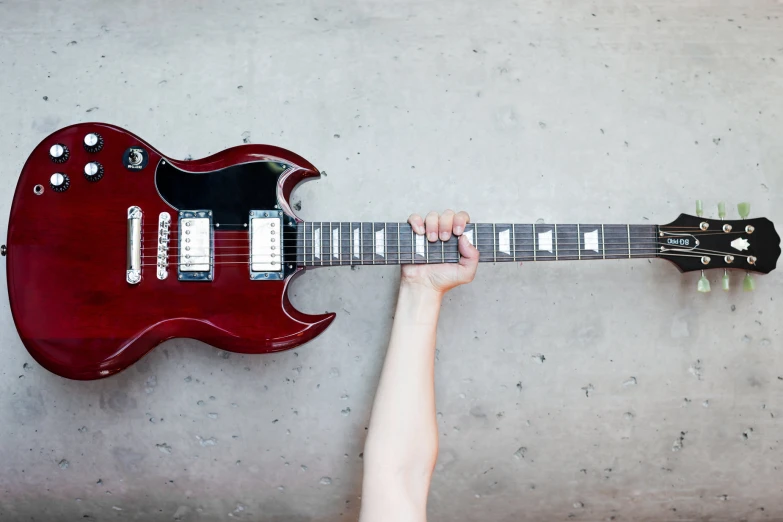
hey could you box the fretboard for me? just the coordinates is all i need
[295,222,659,266]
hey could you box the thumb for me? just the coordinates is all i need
[457,234,479,281]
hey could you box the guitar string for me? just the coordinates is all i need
[142,248,748,262]
[134,251,729,268]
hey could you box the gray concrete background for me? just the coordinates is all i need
[1,1,781,520]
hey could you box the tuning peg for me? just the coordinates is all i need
[722,270,730,291]
[718,201,726,219]
[743,272,755,292]
[696,200,704,217]
[697,272,711,293]
[738,202,751,220]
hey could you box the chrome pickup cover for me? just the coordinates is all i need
[249,210,284,280]
[178,210,213,281]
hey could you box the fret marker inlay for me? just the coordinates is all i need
[415,234,425,257]
[314,228,321,259]
[464,229,474,245]
[499,229,510,255]
[538,230,553,252]
[332,228,339,258]
[353,228,360,259]
[375,228,385,258]
[584,230,599,253]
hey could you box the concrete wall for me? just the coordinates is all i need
[0,0,781,520]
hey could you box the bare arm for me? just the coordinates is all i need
[359,210,479,522]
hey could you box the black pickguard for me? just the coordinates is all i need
[155,160,289,230]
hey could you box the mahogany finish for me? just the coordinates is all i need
[6,123,334,380]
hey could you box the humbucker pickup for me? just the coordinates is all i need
[250,210,284,280]
[178,210,213,281]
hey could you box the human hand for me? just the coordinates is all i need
[401,210,479,296]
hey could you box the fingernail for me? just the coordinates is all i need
[454,226,463,235]
[440,232,450,241]
[428,232,437,242]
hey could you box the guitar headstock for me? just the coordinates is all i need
[659,202,780,292]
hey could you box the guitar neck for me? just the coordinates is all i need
[296,222,659,266]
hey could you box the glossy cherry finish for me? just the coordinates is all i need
[6,123,334,380]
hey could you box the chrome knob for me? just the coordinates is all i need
[49,172,70,192]
[83,133,104,153]
[84,161,104,182]
[49,143,69,163]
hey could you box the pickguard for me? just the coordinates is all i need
[155,160,288,230]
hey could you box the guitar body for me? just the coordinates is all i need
[6,123,334,380]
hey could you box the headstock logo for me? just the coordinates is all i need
[666,237,691,247]
[731,237,750,252]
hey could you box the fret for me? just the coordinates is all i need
[554,224,579,261]
[554,224,558,260]
[627,224,631,259]
[601,224,606,259]
[325,221,332,266]
[577,224,581,260]
[515,224,535,262]
[413,226,426,264]
[399,223,413,265]
[532,223,556,261]
[373,222,386,263]
[444,232,459,263]
[428,233,443,264]
[492,223,497,263]
[495,224,514,262]
[511,224,516,262]
[532,224,536,261]
[463,223,475,248]
[475,224,494,262]
[361,222,374,264]
[302,222,310,266]
[312,222,319,266]
[579,224,603,260]
[397,223,402,265]
[603,224,630,259]
[341,222,351,265]
[440,236,452,263]
[384,223,389,265]
[629,225,658,258]
[385,223,397,265]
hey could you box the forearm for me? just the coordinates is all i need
[361,282,443,514]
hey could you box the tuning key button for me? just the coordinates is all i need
[697,273,711,293]
[743,273,756,292]
[84,162,104,182]
[49,173,70,192]
[49,144,69,163]
[83,133,104,153]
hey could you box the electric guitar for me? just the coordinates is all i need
[4,123,780,380]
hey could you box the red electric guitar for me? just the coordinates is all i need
[4,123,780,380]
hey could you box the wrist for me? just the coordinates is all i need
[396,280,443,327]
[399,278,445,301]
